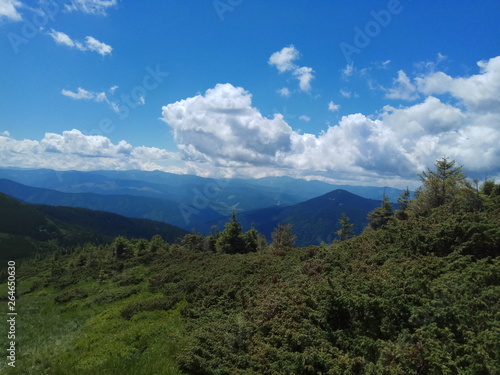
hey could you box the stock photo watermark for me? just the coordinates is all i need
[213,0,244,21]
[85,65,169,138]
[7,0,63,54]
[6,261,17,368]
[340,0,408,63]
[179,179,233,226]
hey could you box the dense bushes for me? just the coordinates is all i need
[4,160,500,374]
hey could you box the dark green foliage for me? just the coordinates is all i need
[335,213,354,241]
[270,223,296,255]
[1,159,499,375]
[412,157,478,215]
[0,192,187,262]
[181,232,206,252]
[215,212,249,254]
[367,195,394,230]
[395,187,411,220]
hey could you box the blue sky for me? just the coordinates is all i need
[0,0,499,187]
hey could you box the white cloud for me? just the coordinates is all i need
[62,87,95,100]
[85,36,112,55]
[339,90,350,98]
[0,0,23,21]
[48,29,112,56]
[328,101,340,112]
[160,81,500,187]
[62,86,123,113]
[64,0,117,15]
[416,56,500,112]
[0,129,181,172]
[341,62,355,79]
[269,45,315,93]
[293,66,314,92]
[268,45,299,73]
[299,115,310,122]
[381,60,391,68]
[2,131,10,137]
[385,70,419,101]
[277,87,291,97]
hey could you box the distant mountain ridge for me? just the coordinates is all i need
[0,192,188,261]
[194,189,384,246]
[0,178,224,229]
[0,168,407,206]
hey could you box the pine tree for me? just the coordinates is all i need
[367,195,394,230]
[270,223,296,256]
[395,188,411,220]
[216,211,247,254]
[335,213,354,241]
[412,157,474,214]
[112,236,132,259]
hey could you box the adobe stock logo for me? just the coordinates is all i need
[213,0,244,21]
[340,0,407,63]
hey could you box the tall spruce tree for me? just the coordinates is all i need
[412,157,473,214]
[395,188,411,220]
[367,195,394,230]
[215,211,247,254]
[335,213,354,241]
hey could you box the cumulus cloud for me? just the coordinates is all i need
[161,80,500,187]
[64,0,117,15]
[293,66,314,92]
[0,129,181,172]
[328,101,340,112]
[269,45,315,93]
[268,45,299,73]
[48,29,112,56]
[416,56,500,112]
[0,0,23,21]
[385,70,419,101]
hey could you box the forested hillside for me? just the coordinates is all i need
[0,159,499,374]
[0,193,188,262]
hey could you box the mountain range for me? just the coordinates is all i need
[0,192,188,262]
[0,168,402,247]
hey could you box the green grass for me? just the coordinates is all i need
[0,263,187,375]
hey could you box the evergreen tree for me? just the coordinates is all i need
[181,232,205,252]
[395,188,411,220]
[412,157,469,214]
[148,234,166,253]
[216,212,247,254]
[112,236,132,259]
[243,225,267,253]
[335,213,354,241]
[367,195,394,230]
[270,223,296,256]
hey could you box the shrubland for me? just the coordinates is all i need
[1,159,499,374]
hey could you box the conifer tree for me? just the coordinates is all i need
[270,223,296,256]
[367,195,394,230]
[395,188,411,220]
[412,157,474,214]
[216,211,247,254]
[335,213,354,241]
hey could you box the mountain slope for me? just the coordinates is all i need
[0,178,224,229]
[196,189,383,246]
[0,192,188,261]
[0,169,407,213]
